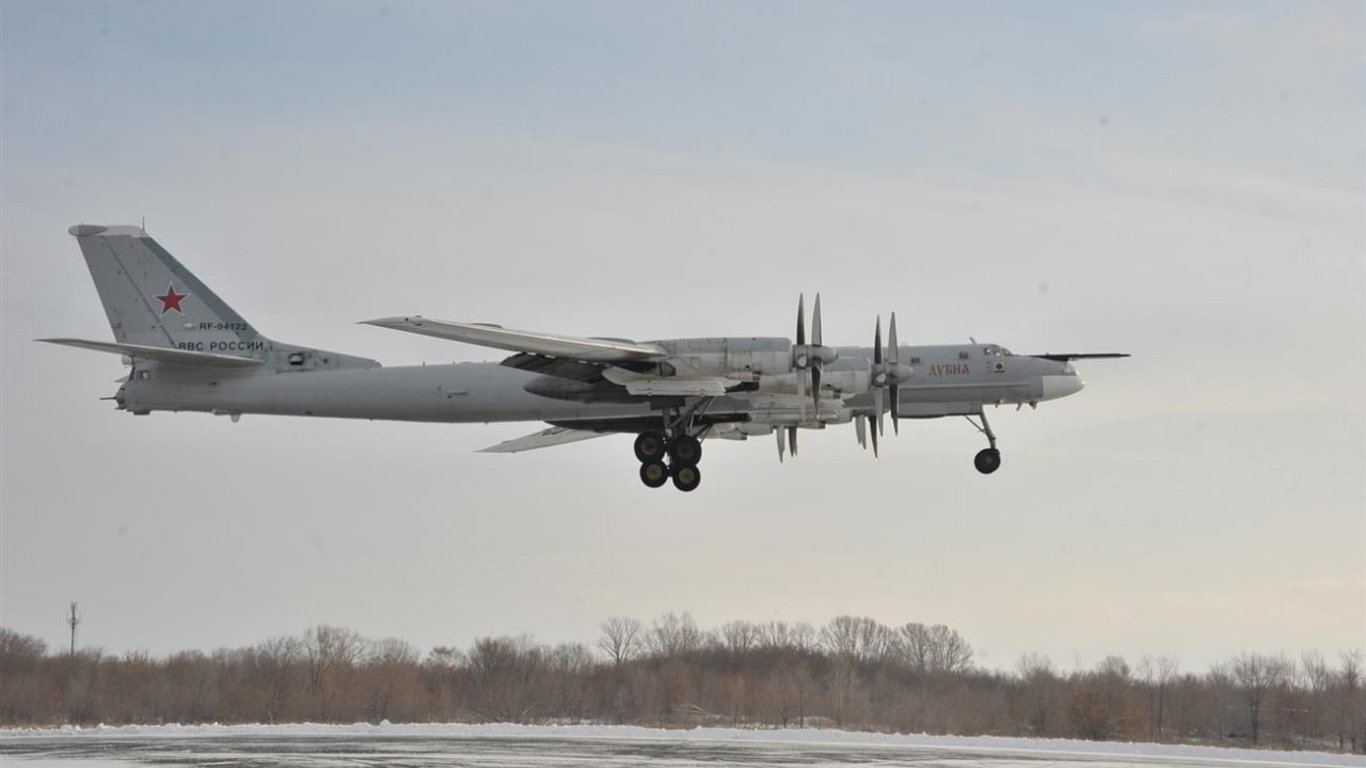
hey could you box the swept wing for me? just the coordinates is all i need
[361,316,666,363]
[478,425,609,453]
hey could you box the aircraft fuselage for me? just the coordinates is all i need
[118,340,1081,424]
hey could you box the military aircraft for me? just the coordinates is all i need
[43,224,1128,491]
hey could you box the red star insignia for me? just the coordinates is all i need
[155,284,189,315]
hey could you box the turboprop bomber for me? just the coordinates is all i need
[44,224,1129,492]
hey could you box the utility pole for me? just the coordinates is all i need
[67,602,79,656]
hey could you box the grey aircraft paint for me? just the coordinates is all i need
[44,225,1122,490]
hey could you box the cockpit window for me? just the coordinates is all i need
[1001,347,1013,356]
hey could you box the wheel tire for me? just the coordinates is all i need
[669,435,703,467]
[634,432,667,463]
[640,461,669,488]
[974,448,1002,475]
[671,464,702,492]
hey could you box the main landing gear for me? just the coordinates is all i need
[965,410,1002,475]
[634,430,704,492]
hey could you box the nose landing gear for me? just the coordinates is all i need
[973,447,1002,474]
[966,410,1002,475]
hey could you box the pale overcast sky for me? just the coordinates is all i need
[2,1,1362,672]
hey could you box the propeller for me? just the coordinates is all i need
[859,312,913,456]
[792,294,837,415]
[776,424,799,463]
[887,312,902,433]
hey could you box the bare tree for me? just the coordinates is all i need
[895,623,973,674]
[363,638,420,722]
[0,628,46,674]
[466,635,543,722]
[596,617,643,666]
[930,625,974,674]
[821,616,892,663]
[1016,652,1058,736]
[759,621,817,653]
[720,620,759,657]
[1230,652,1290,743]
[1069,656,1137,741]
[254,635,302,723]
[647,612,702,657]
[1297,650,1332,743]
[898,623,932,672]
[1338,650,1362,752]
[1137,655,1179,741]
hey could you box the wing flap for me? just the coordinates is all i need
[478,426,610,454]
[362,316,666,363]
[39,338,263,367]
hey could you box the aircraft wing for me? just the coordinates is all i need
[478,425,611,453]
[361,316,667,363]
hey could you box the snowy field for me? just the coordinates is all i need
[3,724,1364,768]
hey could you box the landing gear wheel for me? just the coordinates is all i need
[671,464,702,492]
[640,461,669,488]
[669,435,702,467]
[634,432,668,463]
[974,448,1002,475]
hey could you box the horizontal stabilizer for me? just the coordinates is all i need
[39,338,263,367]
[1030,353,1131,362]
[361,316,667,363]
[478,426,609,453]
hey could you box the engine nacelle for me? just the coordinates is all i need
[818,369,871,396]
[654,337,795,378]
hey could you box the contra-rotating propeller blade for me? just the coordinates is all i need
[868,413,879,459]
[862,311,908,452]
[873,315,883,366]
[792,293,833,416]
[873,386,885,438]
[888,312,900,433]
[811,294,823,412]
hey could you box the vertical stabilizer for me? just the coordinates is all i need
[67,224,266,357]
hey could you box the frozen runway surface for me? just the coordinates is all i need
[3,724,1363,768]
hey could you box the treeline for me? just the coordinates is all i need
[1,616,1362,753]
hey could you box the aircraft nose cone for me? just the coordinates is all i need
[1040,374,1085,400]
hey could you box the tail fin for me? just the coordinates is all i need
[66,224,267,357]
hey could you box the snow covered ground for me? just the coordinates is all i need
[2,722,1363,767]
